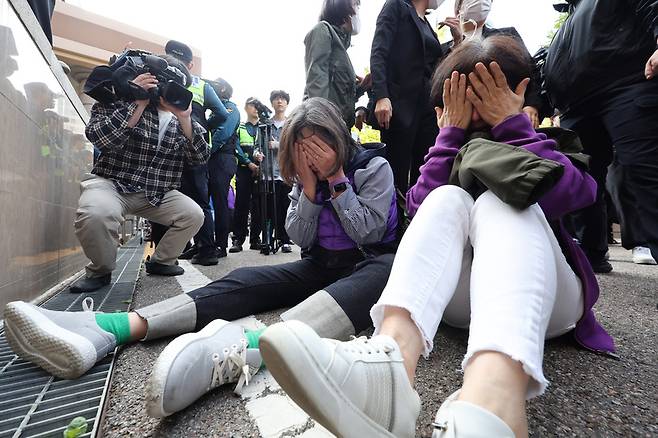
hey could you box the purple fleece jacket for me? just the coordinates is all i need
[407,114,616,355]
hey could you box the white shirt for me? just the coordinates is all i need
[157,110,174,147]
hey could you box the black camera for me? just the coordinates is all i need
[248,99,272,123]
[84,49,193,110]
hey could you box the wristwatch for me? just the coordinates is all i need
[329,177,350,196]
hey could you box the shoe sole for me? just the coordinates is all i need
[191,259,219,266]
[3,302,96,379]
[260,322,395,438]
[69,282,110,294]
[144,319,231,418]
[633,259,657,265]
[145,268,185,276]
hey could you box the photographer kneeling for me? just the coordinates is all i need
[71,55,209,293]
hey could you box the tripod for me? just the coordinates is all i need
[254,113,283,255]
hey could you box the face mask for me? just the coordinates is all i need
[459,0,492,23]
[427,0,446,9]
[350,12,361,35]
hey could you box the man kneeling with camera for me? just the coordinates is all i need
[70,54,209,293]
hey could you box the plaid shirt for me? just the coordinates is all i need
[86,100,209,206]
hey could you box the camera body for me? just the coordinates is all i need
[84,49,193,110]
[252,100,272,123]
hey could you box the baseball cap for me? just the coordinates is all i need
[165,40,193,64]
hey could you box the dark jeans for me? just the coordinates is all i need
[382,107,438,194]
[208,152,237,250]
[187,252,395,333]
[561,80,658,262]
[151,163,215,256]
[232,166,261,244]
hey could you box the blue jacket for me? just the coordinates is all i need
[210,99,240,154]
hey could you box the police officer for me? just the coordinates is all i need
[229,98,263,253]
[150,40,227,266]
[207,78,241,258]
[544,1,658,272]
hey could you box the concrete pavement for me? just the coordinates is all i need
[100,244,657,437]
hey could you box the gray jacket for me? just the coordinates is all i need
[304,22,359,128]
[285,156,395,249]
[257,118,285,181]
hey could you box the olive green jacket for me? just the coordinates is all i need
[304,21,360,128]
[448,128,589,210]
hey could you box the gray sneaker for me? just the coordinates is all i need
[3,300,117,379]
[145,319,261,418]
[260,321,421,438]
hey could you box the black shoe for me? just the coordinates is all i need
[70,274,111,293]
[590,258,613,274]
[249,240,261,250]
[178,246,198,260]
[217,247,227,258]
[145,261,185,276]
[229,241,243,253]
[191,253,219,266]
[282,244,292,253]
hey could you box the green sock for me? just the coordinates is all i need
[95,313,131,345]
[245,327,266,350]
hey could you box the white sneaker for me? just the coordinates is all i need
[145,319,261,418]
[632,247,657,265]
[260,321,421,438]
[432,391,514,438]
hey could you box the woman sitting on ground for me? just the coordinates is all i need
[260,36,616,438]
[3,97,398,419]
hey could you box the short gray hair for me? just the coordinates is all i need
[279,97,356,185]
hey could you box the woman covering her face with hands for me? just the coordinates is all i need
[259,37,615,438]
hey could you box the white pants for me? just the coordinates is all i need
[371,186,584,398]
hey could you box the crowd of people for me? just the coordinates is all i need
[4,0,658,437]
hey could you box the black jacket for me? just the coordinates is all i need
[544,0,658,113]
[370,0,446,132]
[481,26,545,115]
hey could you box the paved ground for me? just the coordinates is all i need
[100,244,657,437]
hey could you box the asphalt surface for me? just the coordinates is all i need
[100,244,657,437]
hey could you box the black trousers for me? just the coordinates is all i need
[606,157,652,250]
[187,252,395,333]
[259,180,292,245]
[382,107,438,194]
[561,81,658,262]
[208,152,237,250]
[151,163,215,255]
[232,166,261,244]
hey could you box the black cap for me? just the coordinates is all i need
[165,40,193,64]
[553,2,570,12]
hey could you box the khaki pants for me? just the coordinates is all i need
[75,175,204,278]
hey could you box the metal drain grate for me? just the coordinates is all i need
[0,238,143,438]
